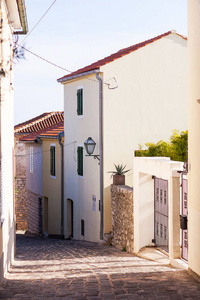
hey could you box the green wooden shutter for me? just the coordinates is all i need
[77,89,83,115]
[77,146,83,176]
[50,146,56,176]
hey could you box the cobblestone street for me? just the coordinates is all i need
[1,233,200,299]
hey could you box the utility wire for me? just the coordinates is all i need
[18,0,58,47]
[15,0,118,88]
[17,44,118,88]
[14,140,77,157]
[18,43,72,73]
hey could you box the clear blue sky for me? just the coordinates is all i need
[14,0,187,125]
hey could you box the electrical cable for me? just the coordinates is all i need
[16,44,118,88]
[14,140,77,157]
[17,43,72,73]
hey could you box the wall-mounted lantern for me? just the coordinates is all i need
[84,137,100,161]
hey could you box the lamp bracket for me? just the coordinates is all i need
[86,154,100,163]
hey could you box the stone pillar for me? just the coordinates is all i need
[110,185,134,253]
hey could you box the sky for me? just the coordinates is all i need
[14,0,187,125]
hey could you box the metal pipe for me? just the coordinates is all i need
[58,131,64,238]
[95,71,104,240]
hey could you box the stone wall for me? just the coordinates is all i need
[15,139,27,230]
[110,184,134,253]
[15,178,27,230]
[15,141,26,177]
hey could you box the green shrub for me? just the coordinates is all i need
[135,130,188,162]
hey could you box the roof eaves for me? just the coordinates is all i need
[39,136,58,139]
[57,69,99,83]
[16,0,28,34]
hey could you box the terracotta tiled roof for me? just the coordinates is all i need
[58,31,187,82]
[19,121,64,142]
[14,112,64,134]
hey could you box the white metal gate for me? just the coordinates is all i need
[154,178,169,252]
[181,177,188,261]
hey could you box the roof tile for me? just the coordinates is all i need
[58,31,187,82]
[19,121,64,142]
[14,111,64,134]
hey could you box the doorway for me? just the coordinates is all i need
[66,199,73,239]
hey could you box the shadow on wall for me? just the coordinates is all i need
[0,218,15,286]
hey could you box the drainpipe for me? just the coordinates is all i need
[58,131,64,238]
[95,72,104,240]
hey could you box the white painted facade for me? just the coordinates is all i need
[133,157,184,268]
[188,0,200,277]
[0,0,27,285]
[61,32,187,242]
[26,144,43,196]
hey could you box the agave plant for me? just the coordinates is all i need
[108,164,131,178]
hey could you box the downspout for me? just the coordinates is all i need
[58,131,64,238]
[95,71,104,240]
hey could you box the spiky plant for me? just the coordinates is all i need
[108,164,130,178]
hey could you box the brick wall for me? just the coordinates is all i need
[15,178,27,230]
[27,190,41,235]
[110,184,134,253]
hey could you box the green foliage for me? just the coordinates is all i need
[135,130,188,162]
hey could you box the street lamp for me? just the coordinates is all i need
[84,137,100,161]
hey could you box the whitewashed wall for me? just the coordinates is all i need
[64,75,101,242]
[133,157,183,266]
[101,33,187,233]
[0,1,17,284]
[188,0,200,277]
[26,144,43,196]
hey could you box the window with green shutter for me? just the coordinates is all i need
[77,146,83,176]
[77,88,83,115]
[50,145,56,177]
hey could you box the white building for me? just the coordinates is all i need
[0,0,28,285]
[188,0,200,278]
[58,31,187,242]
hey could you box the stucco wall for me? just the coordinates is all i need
[0,1,16,285]
[26,144,42,234]
[188,0,200,277]
[133,157,183,265]
[110,185,134,253]
[42,139,61,236]
[102,33,187,233]
[64,76,100,242]
[26,144,42,195]
[63,33,187,243]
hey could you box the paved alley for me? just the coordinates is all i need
[1,233,200,299]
